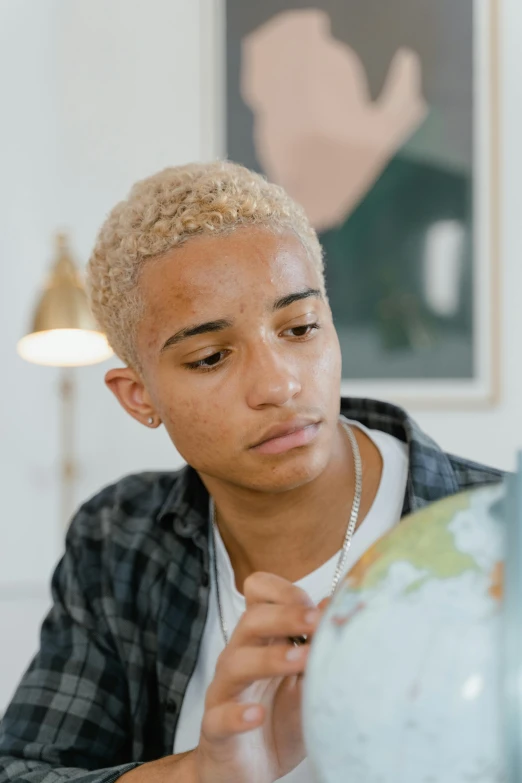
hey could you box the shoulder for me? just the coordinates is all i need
[340,397,507,502]
[55,469,193,627]
[64,469,191,570]
[80,469,182,519]
[72,470,182,535]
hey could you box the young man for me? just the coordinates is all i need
[0,162,501,783]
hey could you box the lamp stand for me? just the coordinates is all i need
[59,368,77,528]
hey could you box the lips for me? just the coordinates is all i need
[250,419,321,456]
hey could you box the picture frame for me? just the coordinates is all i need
[201,0,500,410]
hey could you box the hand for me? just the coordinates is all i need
[242,9,427,232]
[195,572,324,783]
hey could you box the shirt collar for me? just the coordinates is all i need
[340,397,460,514]
[158,464,209,537]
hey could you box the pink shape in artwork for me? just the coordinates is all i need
[241,9,428,232]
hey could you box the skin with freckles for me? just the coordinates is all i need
[109,225,383,783]
[140,228,340,491]
[106,226,382,586]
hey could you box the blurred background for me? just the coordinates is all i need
[0,0,520,713]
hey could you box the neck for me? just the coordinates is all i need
[202,421,382,592]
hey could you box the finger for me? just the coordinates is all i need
[285,599,330,649]
[201,702,265,743]
[230,603,320,648]
[207,643,310,706]
[302,598,330,645]
[317,597,330,612]
[243,571,315,609]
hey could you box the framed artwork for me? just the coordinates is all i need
[202,0,500,408]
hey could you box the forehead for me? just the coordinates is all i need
[138,227,320,316]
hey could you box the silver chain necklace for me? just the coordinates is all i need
[210,417,363,646]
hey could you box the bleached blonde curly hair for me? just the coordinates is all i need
[87,160,324,368]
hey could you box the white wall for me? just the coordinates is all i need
[0,0,200,711]
[0,0,521,712]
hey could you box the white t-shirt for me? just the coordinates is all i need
[173,420,409,781]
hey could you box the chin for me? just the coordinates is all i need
[248,447,330,494]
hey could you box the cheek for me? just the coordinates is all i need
[161,389,234,464]
[309,328,342,386]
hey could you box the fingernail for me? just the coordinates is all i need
[286,646,304,661]
[243,706,261,722]
[305,609,320,625]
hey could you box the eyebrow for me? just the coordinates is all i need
[160,287,322,352]
[272,287,322,311]
[160,319,232,352]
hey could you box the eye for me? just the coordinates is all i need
[185,350,230,372]
[283,323,320,339]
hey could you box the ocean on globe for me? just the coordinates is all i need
[303,483,506,783]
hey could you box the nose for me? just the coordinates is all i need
[245,342,301,409]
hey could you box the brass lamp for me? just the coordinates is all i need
[17,232,112,366]
[17,233,113,526]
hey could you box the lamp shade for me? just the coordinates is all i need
[17,233,113,367]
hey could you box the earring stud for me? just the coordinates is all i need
[147,416,154,426]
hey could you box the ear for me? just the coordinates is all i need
[105,367,161,428]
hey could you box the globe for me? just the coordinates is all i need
[303,480,516,783]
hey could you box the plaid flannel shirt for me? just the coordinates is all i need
[0,398,503,783]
